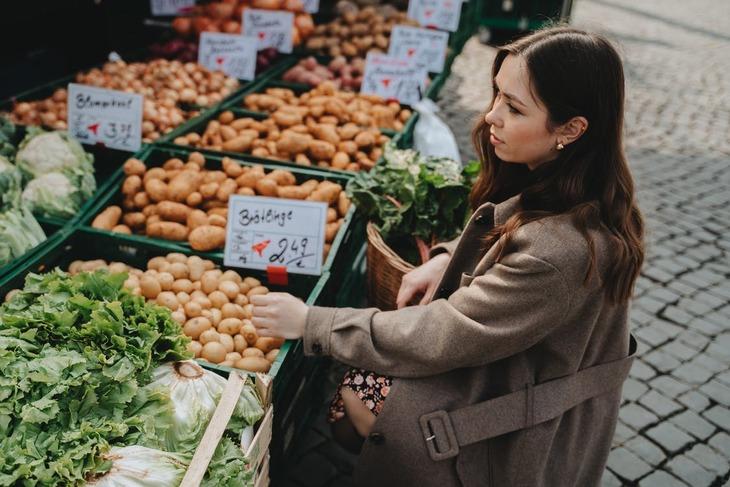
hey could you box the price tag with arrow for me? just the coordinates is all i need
[360,53,428,106]
[242,9,294,53]
[407,0,463,32]
[198,32,257,80]
[388,25,450,73]
[67,84,143,151]
[224,195,327,276]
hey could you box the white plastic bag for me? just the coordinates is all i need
[413,98,462,164]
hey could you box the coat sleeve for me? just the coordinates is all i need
[303,251,573,378]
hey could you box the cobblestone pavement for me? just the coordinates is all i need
[279,1,730,485]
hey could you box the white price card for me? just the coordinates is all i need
[388,25,450,73]
[224,196,328,276]
[407,0,462,32]
[67,84,143,151]
[198,33,257,80]
[360,53,428,106]
[150,0,196,16]
[242,9,294,54]
[303,0,320,13]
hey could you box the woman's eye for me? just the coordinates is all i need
[507,104,520,114]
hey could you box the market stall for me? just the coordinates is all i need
[0,0,478,484]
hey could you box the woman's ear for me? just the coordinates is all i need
[557,116,589,146]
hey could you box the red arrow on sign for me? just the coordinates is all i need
[258,31,266,40]
[252,239,271,256]
[407,48,416,57]
[424,9,433,17]
[381,78,391,88]
[216,56,225,65]
[87,123,99,135]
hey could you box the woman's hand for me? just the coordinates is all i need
[250,292,309,340]
[395,253,451,309]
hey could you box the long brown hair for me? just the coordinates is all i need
[471,27,644,303]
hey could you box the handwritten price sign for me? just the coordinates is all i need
[242,9,294,53]
[67,84,143,151]
[389,25,449,73]
[407,0,462,32]
[360,53,428,106]
[224,196,328,275]
[199,33,257,80]
[150,0,196,16]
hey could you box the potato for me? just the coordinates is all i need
[112,224,132,234]
[326,220,341,242]
[157,272,175,291]
[188,340,203,358]
[241,347,265,358]
[189,225,226,251]
[312,124,340,145]
[156,291,179,311]
[187,209,209,230]
[168,262,189,280]
[209,290,229,308]
[275,131,311,154]
[122,175,143,196]
[199,182,219,199]
[140,275,162,299]
[265,349,279,362]
[226,351,242,362]
[216,281,239,300]
[234,334,248,353]
[201,270,220,294]
[235,356,271,373]
[267,169,296,186]
[220,270,241,283]
[92,206,122,230]
[223,134,255,152]
[218,317,242,335]
[157,201,191,224]
[168,171,201,202]
[123,212,146,229]
[241,321,258,345]
[327,207,338,223]
[144,179,169,202]
[184,301,203,318]
[221,302,243,319]
[210,308,223,326]
[216,179,238,202]
[201,341,227,363]
[255,178,278,197]
[332,151,350,169]
[277,185,309,199]
[236,170,264,188]
[338,191,351,216]
[172,279,194,294]
[309,140,336,160]
[208,214,227,228]
[354,131,375,148]
[219,333,235,353]
[254,337,279,354]
[176,292,191,306]
[234,294,249,306]
[123,158,146,176]
[247,286,269,297]
[199,328,221,345]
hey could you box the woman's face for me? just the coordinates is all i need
[484,54,558,170]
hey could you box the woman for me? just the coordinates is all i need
[251,26,644,486]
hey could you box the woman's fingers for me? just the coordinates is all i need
[251,316,276,329]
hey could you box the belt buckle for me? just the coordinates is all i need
[419,410,459,461]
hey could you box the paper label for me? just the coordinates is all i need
[388,25,449,73]
[407,0,462,31]
[67,84,143,151]
[199,32,257,80]
[302,0,320,13]
[224,195,327,276]
[360,53,428,106]
[242,9,294,54]
[150,0,196,16]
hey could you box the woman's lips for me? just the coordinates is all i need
[490,133,504,146]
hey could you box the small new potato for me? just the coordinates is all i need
[156,291,179,311]
[241,347,265,358]
[200,341,227,363]
[234,334,248,353]
[201,270,221,294]
[171,309,186,325]
[235,356,271,373]
[140,275,162,299]
[241,321,258,345]
[188,340,203,358]
[218,317,242,335]
[218,281,240,300]
[184,316,212,339]
[247,286,269,298]
[265,349,279,362]
[168,262,189,279]
[176,292,191,306]
[219,333,235,353]
[184,301,203,318]
[199,328,221,345]
[226,352,242,362]
[220,270,242,283]
[208,290,229,309]
[157,272,175,291]
[255,337,279,354]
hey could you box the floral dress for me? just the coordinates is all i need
[328,368,393,422]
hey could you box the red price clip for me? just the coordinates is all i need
[267,265,288,286]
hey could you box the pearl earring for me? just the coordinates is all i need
[556,142,564,150]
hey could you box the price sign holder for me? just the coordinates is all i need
[242,9,295,54]
[388,25,450,73]
[224,195,327,276]
[67,84,143,152]
[407,0,462,32]
[198,32,257,80]
[360,53,428,106]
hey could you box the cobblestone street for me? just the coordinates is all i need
[281,0,730,485]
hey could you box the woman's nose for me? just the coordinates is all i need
[484,107,500,127]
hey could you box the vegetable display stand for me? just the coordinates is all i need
[79,145,358,279]
[0,220,66,281]
[476,0,573,41]
[366,222,414,311]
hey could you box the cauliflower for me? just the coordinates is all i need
[21,172,80,218]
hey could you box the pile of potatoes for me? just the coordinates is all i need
[283,56,367,91]
[63,254,282,373]
[174,82,408,171]
[91,153,350,254]
[304,4,418,58]
[9,59,239,142]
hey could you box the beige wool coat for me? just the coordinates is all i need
[304,194,636,487]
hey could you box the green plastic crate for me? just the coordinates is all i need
[78,145,361,287]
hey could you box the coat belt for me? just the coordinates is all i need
[419,335,638,461]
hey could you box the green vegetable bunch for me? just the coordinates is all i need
[0,270,191,486]
[347,143,479,264]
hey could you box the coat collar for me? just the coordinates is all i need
[474,194,522,227]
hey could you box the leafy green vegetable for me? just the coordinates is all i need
[201,437,255,487]
[347,143,479,264]
[84,446,188,487]
[0,270,191,486]
[0,118,17,159]
[0,205,46,266]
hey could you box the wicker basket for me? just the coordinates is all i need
[366,222,415,311]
